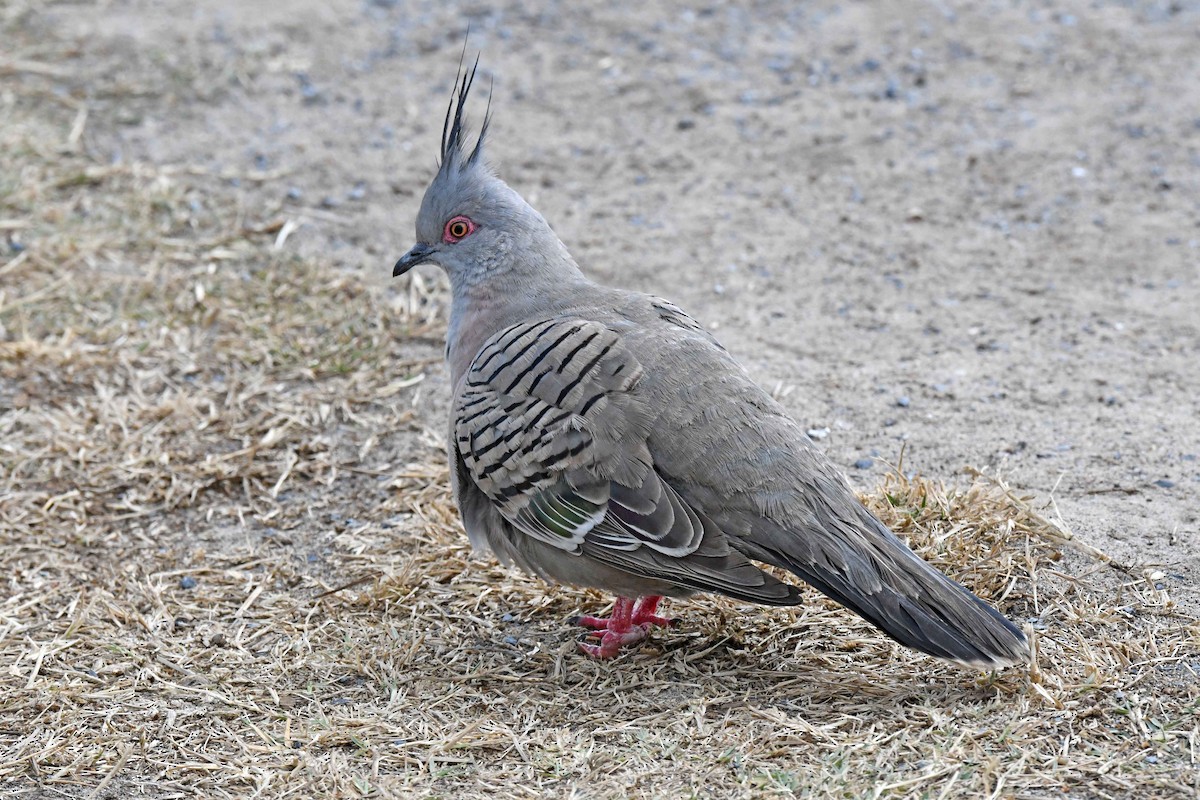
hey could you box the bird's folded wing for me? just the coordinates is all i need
[452,315,807,605]
[455,316,682,552]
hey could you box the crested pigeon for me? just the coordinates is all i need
[392,60,1029,669]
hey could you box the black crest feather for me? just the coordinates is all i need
[439,51,491,172]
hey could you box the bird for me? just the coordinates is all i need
[392,58,1029,669]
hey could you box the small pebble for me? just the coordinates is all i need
[503,636,519,646]
[298,74,322,105]
[853,458,873,470]
[1153,479,1175,489]
[896,396,911,408]
[806,427,830,440]
[179,576,197,590]
[501,612,516,623]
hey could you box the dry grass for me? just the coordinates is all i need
[2,27,1198,800]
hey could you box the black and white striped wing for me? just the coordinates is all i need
[453,317,702,557]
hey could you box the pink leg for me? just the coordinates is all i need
[572,596,680,659]
[631,596,679,628]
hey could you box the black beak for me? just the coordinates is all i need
[393,243,435,277]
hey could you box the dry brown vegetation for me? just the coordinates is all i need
[2,14,1198,800]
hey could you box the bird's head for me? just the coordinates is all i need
[394,58,573,287]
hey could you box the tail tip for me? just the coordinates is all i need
[952,632,1032,671]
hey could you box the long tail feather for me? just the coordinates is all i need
[742,506,1029,669]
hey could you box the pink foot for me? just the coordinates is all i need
[571,596,681,659]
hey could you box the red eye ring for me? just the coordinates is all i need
[443,215,476,243]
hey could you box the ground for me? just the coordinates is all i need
[1,0,1197,797]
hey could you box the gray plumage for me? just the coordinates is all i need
[393,60,1029,669]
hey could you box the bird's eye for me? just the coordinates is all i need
[443,215,476,243]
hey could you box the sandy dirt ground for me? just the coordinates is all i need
[3,0,1199,797]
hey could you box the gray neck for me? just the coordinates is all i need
[445,243,591,384]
